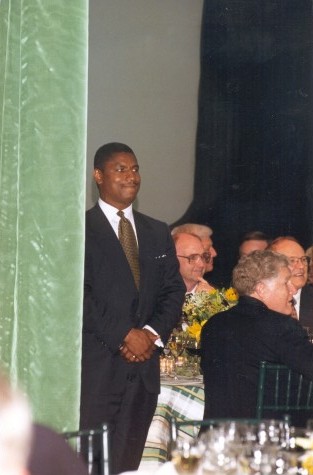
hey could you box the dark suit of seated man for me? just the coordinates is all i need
[201,250,313,427]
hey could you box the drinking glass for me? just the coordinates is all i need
[163,344,177,378]
[171,437,204,474]
[306,419,313,438]
[238,444,286,475]
[201,426,238,475]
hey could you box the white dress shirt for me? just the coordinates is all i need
[98,198,138,242]
[293,288,302,319]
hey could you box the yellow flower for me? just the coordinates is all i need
[224,287,239,301]
[187,322,203,342]
[302,452,313,474]
[187,320,208,342]
[181,287,238,340]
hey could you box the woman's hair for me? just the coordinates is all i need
[232,249,289,296]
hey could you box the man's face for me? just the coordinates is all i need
[93,152,141,209]
[175,234,206,291]
[261,266,296,315]
[239,239,268,257]
[202,237,217,272]
[271,240,308,290]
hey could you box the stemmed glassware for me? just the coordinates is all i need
[171,437,205,474]
[170,419,296,475]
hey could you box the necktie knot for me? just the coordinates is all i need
[117,210,140,289]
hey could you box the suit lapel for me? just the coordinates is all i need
[90,205,139,291]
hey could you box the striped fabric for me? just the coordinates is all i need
[139,379,204,470]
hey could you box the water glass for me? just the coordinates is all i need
[171,438,204,474]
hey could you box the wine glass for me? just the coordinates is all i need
[162,342,177,378]
[169,334,184,359]
[171,437,204,474]
[201,425,238,474]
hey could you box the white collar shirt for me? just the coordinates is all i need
[293,288,302,319]
[98,198,138,242]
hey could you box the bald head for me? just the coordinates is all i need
[173,233,207,292]
[172,223,217,272]
[269,237,308,290]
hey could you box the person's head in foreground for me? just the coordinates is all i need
[233,249,296,314]
[0,371,32,475]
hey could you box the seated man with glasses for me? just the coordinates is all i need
[269,236,313,327]
[173,232,214,294]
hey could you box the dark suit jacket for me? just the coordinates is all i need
[28,424,88,475]
[299,284,313,327]
[200,296,313,423]
[80,204,185,428]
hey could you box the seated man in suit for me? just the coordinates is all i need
[173,232,214,293]
[269,236,313,326]
[201,250,313,425]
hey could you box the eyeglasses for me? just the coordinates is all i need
[288,256,311,266]
[177,252,211,264]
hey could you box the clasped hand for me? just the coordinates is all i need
[120,328,158,363]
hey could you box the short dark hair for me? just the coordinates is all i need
[239,231,271,245]
[94,142,134,170]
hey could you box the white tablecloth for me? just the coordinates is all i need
[139,377,204,471]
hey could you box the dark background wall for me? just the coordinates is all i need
[175,0,313,286]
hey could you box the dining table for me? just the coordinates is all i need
[139,374,204,471]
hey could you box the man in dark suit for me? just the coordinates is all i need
[80,143,185,474]
[270,236,313,326]
[201,250,313,425]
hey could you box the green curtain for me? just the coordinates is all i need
[0,1,88,431]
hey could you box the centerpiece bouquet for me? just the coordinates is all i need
[162,287,239,378]
[181,287,239,343]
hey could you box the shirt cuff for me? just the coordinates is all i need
[143,325,164,348]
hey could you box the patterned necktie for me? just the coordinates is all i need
[117,210,140,289]
[290,298,298,319]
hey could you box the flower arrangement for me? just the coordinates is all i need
[181,287,239,342]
